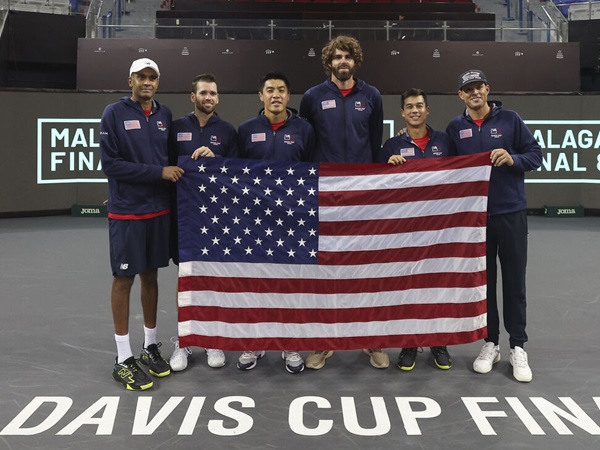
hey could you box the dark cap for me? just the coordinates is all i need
[458,69,487,90]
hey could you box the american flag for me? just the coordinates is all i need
[177,153,491,351]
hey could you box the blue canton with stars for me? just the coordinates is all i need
[177,157,320,265]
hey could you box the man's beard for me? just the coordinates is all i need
[332,65,354,82]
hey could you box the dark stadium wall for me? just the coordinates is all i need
[0,11,84,89]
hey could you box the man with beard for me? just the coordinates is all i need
[380,88,456,372]
[299,35,387,370]
[168,73,239,372]
[101,58,183,390]
[446,69,542,383]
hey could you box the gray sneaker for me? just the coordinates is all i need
[282,351,305,374]
[237,351,265,370]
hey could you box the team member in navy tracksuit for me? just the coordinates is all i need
[380,88,456,372]
[299,35,387,370]
[300,35,383,164]
[168,74,239,373]
[101,58,184,391]
[236,71,315,374]
[446,70,542,383]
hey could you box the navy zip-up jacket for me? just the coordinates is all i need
[238,108,315,162]
[169,111,239,162]
[378,125,455,163]
[445,101,542,215]
[100,96,172,215]
[299,78,383,163]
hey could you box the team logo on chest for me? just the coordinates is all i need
[431,145,443,156]
[210,135,222,146]
[490,128,503,138]
[283,134,296,145]
[156,121,167,132]
[354,101,366,112]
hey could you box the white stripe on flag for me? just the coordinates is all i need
[319,196,488,222]
[179,257,485,281]
[318,166,491,192]
[319,226,486,252]
[178,314,488,339]
[178,285,486,309]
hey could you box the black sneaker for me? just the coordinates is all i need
[397,347,419,371]
[113,356,154,391]
[431,346,452,370]
[140,343,171,377]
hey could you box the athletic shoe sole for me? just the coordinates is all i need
[237,351,265,370]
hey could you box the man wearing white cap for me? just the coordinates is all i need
[100,58,184,390]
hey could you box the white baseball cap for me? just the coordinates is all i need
[129,58,160,78]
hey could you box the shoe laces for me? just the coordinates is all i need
[123,358,140,375]
[285,351,301,362]
[145,342,164,362]
[511,348,529,368]
[432,346,449,356]
[241,351,255,359]
[206,349,221,357]
[400,347,421,357]
[478,343,497,359]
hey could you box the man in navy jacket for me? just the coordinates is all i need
[168,74,238,373]
[300,35,387,370]
[381,88,456,372]
[237,71,315,374]
[101,58,184,391]
[445,69,542,383]
[299,35,384,164]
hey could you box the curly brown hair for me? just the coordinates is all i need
[321,35,363,77]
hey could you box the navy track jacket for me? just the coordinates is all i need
[100,96,172,215]
[446,101,542,215]
[299,78,383,163]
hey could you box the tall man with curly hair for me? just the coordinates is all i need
[299,35,386,370]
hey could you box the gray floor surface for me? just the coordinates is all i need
[0,215,599,449]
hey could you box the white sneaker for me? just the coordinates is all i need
[282,351,305,374]
[473,342,500,374]
[169,337,192,372]
[509,346,533,382]
[237,351,265,370]
[205,349,226,368]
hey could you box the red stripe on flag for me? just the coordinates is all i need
[319,242,486,265]
[319,212,486,236]
[318,152,491,177]
[179,300,486,324]
[178,271,487,294]
[319,181,489,207]
[179,329,488,351]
